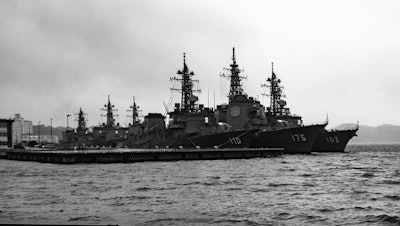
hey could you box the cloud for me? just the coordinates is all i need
[1,0,400,127]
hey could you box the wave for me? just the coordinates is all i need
[136,187,151,191]
[392,170,400,177]
[364,214,400,225]
[135,186,170,191]
[139,217,264,226]
[250,188,270,193]
[353,206,374,211]
[380,180,400,185]
[303,182,316,187]
[100,195,150,201]
[361,172,375,178]
[352,189,368,194]
[384,195,400,201]
[318,208,334,213]
[267,183,293,187]
[224,187,242,191]
[176,181,202,186]
[201,182,219,186]
[68,215,114,223]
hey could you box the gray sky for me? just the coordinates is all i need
[1,0,399,128]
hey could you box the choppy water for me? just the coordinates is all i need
[1,144,400,226]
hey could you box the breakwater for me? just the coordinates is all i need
[5,148,283,164]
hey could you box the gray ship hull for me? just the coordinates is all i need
[312,129,358,152]
[251,124,326,154]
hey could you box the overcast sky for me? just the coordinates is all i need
[1,0,399,128]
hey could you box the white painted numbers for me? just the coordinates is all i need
[229,137,242,145]
[291,134,307,142]
[325,136,340,143]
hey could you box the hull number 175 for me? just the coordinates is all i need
[291,134,307,142]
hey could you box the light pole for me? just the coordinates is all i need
[38,121,41,146]
[50,118,53,145]
[66,114,71,130]
[66,114,71,150]
[28,123,31,143]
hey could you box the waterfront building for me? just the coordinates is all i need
[12,114,33,145]
[0,119,14,149]
[22,134,59,144]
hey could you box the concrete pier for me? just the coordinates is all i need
[4,148,283,164]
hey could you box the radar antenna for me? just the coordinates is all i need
[220,47,247,100]
[126,96,142,126]
[261,62,289,117]
[170,53,201,113]
[100,95,118,127]
[74,107,88,131]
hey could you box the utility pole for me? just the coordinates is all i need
[66,114,71,130]
[38,121,41,147]
[66,114,71,150]
[28,123,31,144]
[50,118,53,145]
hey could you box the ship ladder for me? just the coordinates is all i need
[187,137,197,147]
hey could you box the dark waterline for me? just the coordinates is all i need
[1,144,400,225]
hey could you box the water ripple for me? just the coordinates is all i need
[1,144,400,225]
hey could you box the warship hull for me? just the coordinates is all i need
[251,124,326,154]
[176,129,259,149]
[127,129,258,149]
[312,129,358,152]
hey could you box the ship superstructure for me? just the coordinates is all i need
[216,48,269,130]
[62,108,93,149]
[171,53,201,113]
[58,47,358,153]
[127,97,140,126]
[126,53,258,149]
[221,47,246,100]
[76,108,88,132]
[167,53,216,137]
[215,48,326,153]
[91,96,128,147]
[259,63,357,152]
[262,63,302,126]
[101,95,118,128]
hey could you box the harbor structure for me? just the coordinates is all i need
[5,147,283,164]
[0,119,14,149]
[22,134,59,144]
[12,113,33,146]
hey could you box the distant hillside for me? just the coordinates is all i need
[335,124,400,144]
[32,125,66,140]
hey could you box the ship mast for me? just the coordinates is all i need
[127,96,140,126]
[170,53,200,113]
[221,47,246,100]
[101,95,118,127]
[75,107,88,131]
[262,63,288,116]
